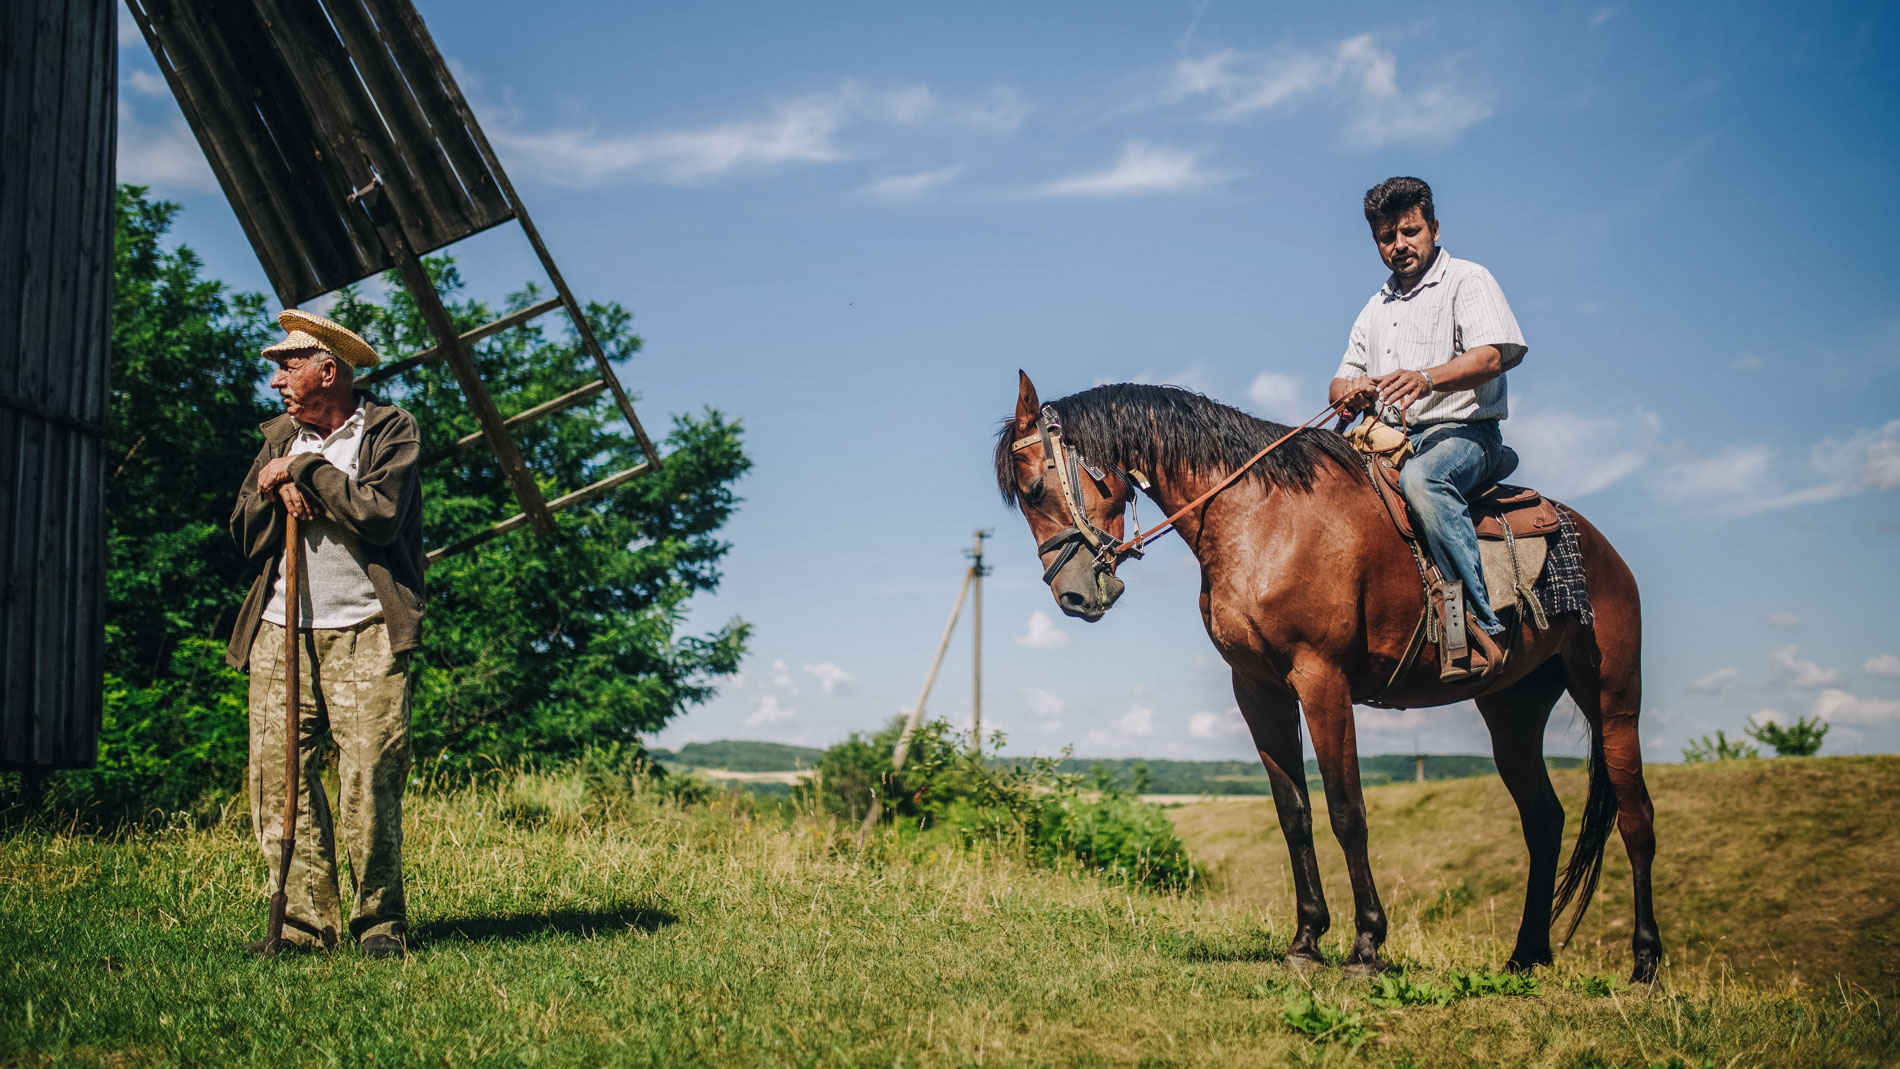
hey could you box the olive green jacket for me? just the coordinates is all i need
[226,395,424,669]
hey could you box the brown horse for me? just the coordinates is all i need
[994,373,1660,983]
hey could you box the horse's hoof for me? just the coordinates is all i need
[1283,952,1324,974]
[1342,958,1391,979]
[1629,957,1659,985]
[1504,953,1550,974]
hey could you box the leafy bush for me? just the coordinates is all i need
[1682,730,1758,763]
[805,718,1201,892]
[1746,715,1828,757]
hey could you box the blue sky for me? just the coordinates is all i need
[118,2,1900,761]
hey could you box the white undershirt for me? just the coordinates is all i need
[261,405,382,629]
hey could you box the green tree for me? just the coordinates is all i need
[323,261,749,771]
[1746,715,1828,757]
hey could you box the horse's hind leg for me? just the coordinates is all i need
[1564,573,1662,983]
[1232,670,1329,966]
[1475,656,1569,973]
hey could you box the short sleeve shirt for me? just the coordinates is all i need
[1334,248,1527,426]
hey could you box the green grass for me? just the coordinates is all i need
[3,758,1896,1066]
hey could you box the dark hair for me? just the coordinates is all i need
[1362,176,1434,226]
[994,383,1363,507]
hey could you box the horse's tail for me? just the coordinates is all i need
[1552,722,1617,944]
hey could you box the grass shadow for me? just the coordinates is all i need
[1171,932,1289,964]
[413,904,677,949]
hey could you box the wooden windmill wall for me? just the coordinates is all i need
[0,0,116,772]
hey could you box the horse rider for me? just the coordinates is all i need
[1329,176,1527,678]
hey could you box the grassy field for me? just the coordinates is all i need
[3,756,1896,1066]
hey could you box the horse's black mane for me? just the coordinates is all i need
[994,382,1365,506]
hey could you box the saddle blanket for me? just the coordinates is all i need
[1478,532,1547,613]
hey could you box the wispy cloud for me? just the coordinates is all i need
[1863,654,1900,678]
[1813,688,1900,725]
[745,694,795,727]
[803,662,855,695]
[1509,402,1661,498]
[1590,7,1618,28]
[1030,141,1232,198]
[1171,35,1491,149]
[1188,707,1248,739]
[1654,419,1900,516]
[490,82,1013,188]
[1248,371,1309,423]
[116,101,217,193]
[126,69,169,97]
[1016,611,1071,649]
[1772,646,1838,689]
[1769,611,1802,629]
[1691,667,1740,693]
[860,166,962,201]
[1023,687,1065,728]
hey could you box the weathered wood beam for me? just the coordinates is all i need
[358,296,562,386]
[424,378,607,465]
[423,460,653,565]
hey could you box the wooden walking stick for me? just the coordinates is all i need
[266,511,302,952]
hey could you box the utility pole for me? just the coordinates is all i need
[968,529,989,755]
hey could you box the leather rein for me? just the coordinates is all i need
[1011,401,1340,582]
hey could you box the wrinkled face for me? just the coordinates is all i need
[1004,375,1131,622]
[1370,205,1438,283]
[268,349,336,423]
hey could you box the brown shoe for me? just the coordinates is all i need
[1467,626,1509,680]
[246,938,320,957]
[360,934,407,960]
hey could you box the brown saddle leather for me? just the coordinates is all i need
[1368,459,1560,543]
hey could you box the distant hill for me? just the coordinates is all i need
[653,739,1581,794]
[653,740,825,772]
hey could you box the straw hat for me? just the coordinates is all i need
[263,308,379,368]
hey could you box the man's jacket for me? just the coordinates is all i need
[227,394,424,669]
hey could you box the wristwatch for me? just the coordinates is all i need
[1420,370,1435,393]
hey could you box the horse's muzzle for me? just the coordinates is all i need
[1054,563,1124,621]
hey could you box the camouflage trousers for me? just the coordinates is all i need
[247,618,412,948]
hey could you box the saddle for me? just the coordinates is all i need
[1366,460,1559,544]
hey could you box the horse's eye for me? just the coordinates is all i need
[1023,477,1046,506]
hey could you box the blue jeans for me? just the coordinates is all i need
[1400,420,1518,636]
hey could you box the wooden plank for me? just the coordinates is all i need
[132,0,324,302]
[320,0,474,239]
[359,0,511,226]
[424,461,653,565]
[426,378,606,464]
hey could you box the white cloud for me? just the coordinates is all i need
[745,694,796,727]
[1590,7,1618,27]
[764,658,796,693]
[1509,403,1661,498]
[803,662,855,695]
[126,69,169,97]
[1030,141,1232,198]
[116,101,218,193]
[118,8,143,45]
[1247,371,1309,423]
[1812,688,1900,725]
[1864,654,1900,678]
[956,86,1028,133]
[1768,612,1802,629]
[489,82,1000,188]
[1656,421,1900,516]
[1188,707,1248,739]
[860,166,962,201]
[1691,667,1740,693]
[1172,36,1491,149]
[1016,611,1071,649]
[1118,705,1156,737]
[1772,646,1837,688]
[1023,687,1065,727]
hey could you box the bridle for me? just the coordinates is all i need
[1011,400,1341,586]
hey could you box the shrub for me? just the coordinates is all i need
[1746,715,1828,757]
[1681,730,1757,763]
[804,718,1201,892]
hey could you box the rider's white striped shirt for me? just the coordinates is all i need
[1334,248,1527,426]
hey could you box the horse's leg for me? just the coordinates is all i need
[1290,659,1388,974]
[1232,670,1328,966]
[1562,533,1662,983]
[1474,656,1569,973]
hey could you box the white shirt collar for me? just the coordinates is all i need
[1382,246,1451,300]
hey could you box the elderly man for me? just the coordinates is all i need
[227,309,423,957]
[1330,176,1526,679]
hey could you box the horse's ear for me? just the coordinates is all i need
[1015,370,1040,427]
